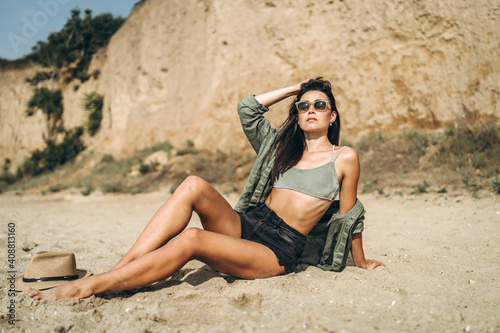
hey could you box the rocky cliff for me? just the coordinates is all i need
[1,0,498,170]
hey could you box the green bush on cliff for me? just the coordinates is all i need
[16,8,122,182]
[24,72,52,86]
[82,92,104,136]
[27,8,125,82]
[25,87,64,143]
[0,159,19,190]
[20,127,85,176]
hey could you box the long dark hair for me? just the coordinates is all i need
[269,77,341,184]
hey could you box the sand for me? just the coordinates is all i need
[0,190,499,332]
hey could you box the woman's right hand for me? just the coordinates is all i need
[255,80,309,107]
[292,79,310,94]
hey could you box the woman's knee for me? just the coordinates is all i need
[177,176,218,203]
[178,176,208,195]
[176,227,204,254]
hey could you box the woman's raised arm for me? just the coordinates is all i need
[255,80,308,107]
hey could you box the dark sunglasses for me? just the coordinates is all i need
[295,100,330,113]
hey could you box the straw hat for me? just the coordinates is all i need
[15,251,91,291]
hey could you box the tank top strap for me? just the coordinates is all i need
[332,146,347,162]
[330,145,336,159]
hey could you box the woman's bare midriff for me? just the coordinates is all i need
[265,188,333,235]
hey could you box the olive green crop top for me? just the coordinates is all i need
[273,146,346,201]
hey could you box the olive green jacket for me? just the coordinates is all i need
[234,95,364,272]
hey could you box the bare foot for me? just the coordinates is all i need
[25,280,93,300]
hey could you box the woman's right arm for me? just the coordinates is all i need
[254,80,307,107]
[238,80,307,153]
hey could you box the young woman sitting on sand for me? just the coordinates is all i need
[27,78,385,300]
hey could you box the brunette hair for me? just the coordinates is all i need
[269,77,341,184]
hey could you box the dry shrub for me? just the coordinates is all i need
[355,121,500,194]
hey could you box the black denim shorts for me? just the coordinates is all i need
[239,204,306,274]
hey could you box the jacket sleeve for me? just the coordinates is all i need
[238,95,273,154]
[298,199,366,272]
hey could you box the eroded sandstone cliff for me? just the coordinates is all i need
[0,0,498,170]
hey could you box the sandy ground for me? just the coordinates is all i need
[0,190,499,333]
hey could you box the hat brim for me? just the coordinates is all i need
[14,269,91,292]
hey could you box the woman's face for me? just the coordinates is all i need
[296,90,336,134]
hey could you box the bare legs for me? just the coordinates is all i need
[26,176,284,300]
[110,176,242,271]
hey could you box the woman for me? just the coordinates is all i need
[26,78,385,300]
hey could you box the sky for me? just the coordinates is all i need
[0,0,139,60]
